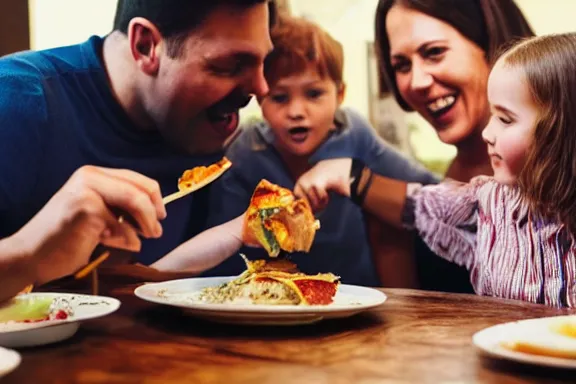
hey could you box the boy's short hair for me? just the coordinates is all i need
[112,0,276,58]
[264,15,344,87]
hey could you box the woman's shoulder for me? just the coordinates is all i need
[336,107,376,134]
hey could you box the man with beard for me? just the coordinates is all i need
[0,0,274,301]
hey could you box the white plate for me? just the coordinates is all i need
[473,315,576,369]
[0,293,120,348]
[134,276,387,325]
[0,347,21,378]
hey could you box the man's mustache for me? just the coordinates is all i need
[208,92,253,115]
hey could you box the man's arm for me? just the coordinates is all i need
[0,166,166,303]
[0,68,49,301]
[0,235,37,301]
[151,215,245,273]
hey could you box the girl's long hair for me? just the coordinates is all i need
[504,33,576,234]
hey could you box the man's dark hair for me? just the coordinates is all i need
[113,0,277,57]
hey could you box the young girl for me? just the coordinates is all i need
[295,33,576,307]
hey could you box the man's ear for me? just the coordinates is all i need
[128,17,163,76]
[336,82,346,105]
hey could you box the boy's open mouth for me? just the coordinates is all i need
[288,126,310,143]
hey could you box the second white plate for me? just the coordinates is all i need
[473,315,576,369]
[0,347,21,378]
[0,293,121,348]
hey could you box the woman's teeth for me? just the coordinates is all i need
[427,95,456,113]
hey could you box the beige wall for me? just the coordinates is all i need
[29,0,117,50]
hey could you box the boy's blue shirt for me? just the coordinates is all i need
[0,36,222,264]
[204,107,440,286]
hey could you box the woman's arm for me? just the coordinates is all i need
[309,109,433,288]
[295,159,482,268]
[310,107,440,185]
[366,214,418,288]
[294,159,409,226]
[356,166,409,227]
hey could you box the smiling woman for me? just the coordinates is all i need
[372,0,535,293]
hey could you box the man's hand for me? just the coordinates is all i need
[13,165,166,285]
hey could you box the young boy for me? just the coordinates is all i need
[198,15,439,286]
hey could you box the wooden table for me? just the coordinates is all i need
[3,287,576,384]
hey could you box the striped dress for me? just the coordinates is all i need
[403,176,576,308]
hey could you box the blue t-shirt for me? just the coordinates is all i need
[0,35,222,264]
[204,108,440,286]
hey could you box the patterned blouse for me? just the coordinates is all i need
[403,176,576,308]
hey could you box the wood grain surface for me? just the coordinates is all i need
[4,284,576,384]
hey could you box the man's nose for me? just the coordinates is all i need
[249,65,269,98]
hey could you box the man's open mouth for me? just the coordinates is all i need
[205,94,252,136]
[206,110,239,137]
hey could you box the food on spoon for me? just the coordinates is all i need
[243,179,320,257]
[197,255,339,305]
[177,157,232,191]
[0,296,73,323]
